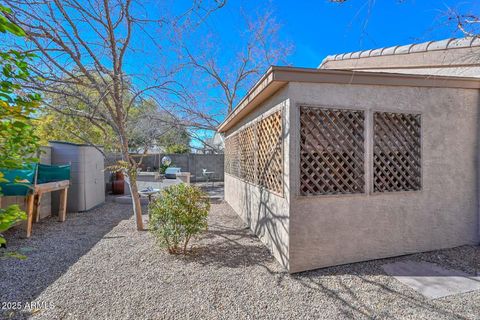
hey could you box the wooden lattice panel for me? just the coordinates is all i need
[300,106,365,195]
[223,110,283,195]
[373,112,421,192]
[239,125,256,183]
[257,111,283,194]
[224,136,232,174]
[224,134,240,177]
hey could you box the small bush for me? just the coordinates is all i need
[159,163,170,174]
[165,144,190,154]
[148,184,210,254]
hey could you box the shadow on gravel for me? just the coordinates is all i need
[0,200,134,319]
[180,222,274,269]
[291,270,474,320]
[290,245,480,320]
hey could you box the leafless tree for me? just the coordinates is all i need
[179,9,293,115]
[330,0,480,39]
[3,0,225,231]
[447,9,480,38]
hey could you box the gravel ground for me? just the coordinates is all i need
[1,199,479,320]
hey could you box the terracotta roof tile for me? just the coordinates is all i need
[320,37,480,67]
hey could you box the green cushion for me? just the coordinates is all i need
[0,163,37,196]
[37,163,70,183]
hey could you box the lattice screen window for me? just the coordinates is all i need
[224,134,240,177]
[238,125,256,183]
[373,112,421,192]
[257,111,283,194]
[224,110,283,194]
[300,106,365,195]
[224,136,232,174]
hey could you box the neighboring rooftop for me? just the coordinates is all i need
[320,37,480,78]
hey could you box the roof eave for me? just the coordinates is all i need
[218,66,480,133]
[217,67,287,133]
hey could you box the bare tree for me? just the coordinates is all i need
[179,9,292,115]
[447,9,480,38]
[330,0,480,39]
[3,0,225,231]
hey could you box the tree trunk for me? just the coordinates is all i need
[121,146,144,231]
[128,172,145,231]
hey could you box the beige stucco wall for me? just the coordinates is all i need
[224,86,292,269]
[287,82,480,272]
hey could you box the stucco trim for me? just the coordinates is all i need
[218,66,480,133]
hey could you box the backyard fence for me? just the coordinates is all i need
[105,153,225,182]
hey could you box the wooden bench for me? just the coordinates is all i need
[25,180,69,238]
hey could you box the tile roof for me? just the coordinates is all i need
[320,37,480,67]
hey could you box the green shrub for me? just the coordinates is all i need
[165,144,190,154]
[148,184,210,254]
[159,163,170,174]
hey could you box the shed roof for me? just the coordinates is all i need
[218,66,480,133]
[49,140,104,148]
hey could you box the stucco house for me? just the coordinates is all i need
[219,37,480,273]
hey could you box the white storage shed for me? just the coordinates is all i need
[50,141,105,212]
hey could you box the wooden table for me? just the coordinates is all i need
[25,180,69,238]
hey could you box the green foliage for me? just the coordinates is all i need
[0,6,25,36]
[106,160,137,181]
[0,8,40,256]
[165,144,190,154]
[0,49,41,168]
[156,124,190,152]
[34,75,119,151]
[159,163,170,174]
[35,111,118,151]
[36,94,191,154]
[127,100,191,153]
[0,204,26,245]
[148,184,210,254]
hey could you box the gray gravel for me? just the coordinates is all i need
[1,199,479,319]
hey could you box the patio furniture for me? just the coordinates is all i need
[164,167,181,179]
[138,186,160,202]
[139,186,161,221]
[202,169,215,186]
[27,180,69,236]
[0,163,70,237]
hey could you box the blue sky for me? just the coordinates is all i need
[198,0,479,68]
[124,0,480,83]
[153,0,479,145]
[5,0,478,147]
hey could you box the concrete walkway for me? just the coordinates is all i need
[382,261,480,299]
